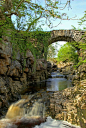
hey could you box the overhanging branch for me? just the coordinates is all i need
[26,14,42,31]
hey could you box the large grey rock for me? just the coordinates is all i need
[0,41,12,57]
[7,60,22,77]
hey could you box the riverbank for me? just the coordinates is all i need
[49,80,86,128]
[0,116,81,128]
[0,39,53,116]
[0,39,86,128]
[0,83,85,128]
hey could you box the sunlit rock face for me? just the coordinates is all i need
[49,84,86,127]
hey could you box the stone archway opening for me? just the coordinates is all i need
[46,29,85,65]
[47,41,66,63]
[47,41,79,68]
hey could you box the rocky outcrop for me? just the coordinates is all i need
[0,38,52,116]
[49,81,86,128]
[57,61,85,86]
[57,62,75,81]
[59,62,86,86]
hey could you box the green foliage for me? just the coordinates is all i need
[71,11,86,67]
[0,0,66,31]
[47,44,56,59]
[57,42,78,63]
[11,29,51,60]
[0,14,51,68]
[28,31,51,59]
[0,0,74,69]
[47,43,58,60]
[78,11,86,30]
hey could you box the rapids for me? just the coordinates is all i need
[0,70,81,128]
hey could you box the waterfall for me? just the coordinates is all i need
[27,100,45,117]
[6,93,46,120]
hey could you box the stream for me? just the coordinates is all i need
[0,70,81,128]
[46,71,72,91]
[26,70,72,93]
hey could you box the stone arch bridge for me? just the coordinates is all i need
[43,29,86,59]
[49,29,85,44]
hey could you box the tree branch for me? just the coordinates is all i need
[58,0,71,10]
[26,14,42,32]
[15,0,24,13]
[5,12,19,17]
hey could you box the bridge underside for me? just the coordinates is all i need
[49,36,75,45]
[48,29,85,45]
[42,30,85,59]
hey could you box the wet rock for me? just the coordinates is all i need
[0,116,46,128]
[14,117,46,128]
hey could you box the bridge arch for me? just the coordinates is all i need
[42,29,85,59]
[49,30,85,45]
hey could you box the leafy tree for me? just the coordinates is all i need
[47,44,56,59]
[78,11,86,30]
[0,0,74,65]
[72,11,86,66]
[78,12,86,65]
[0,0,73,31]
[57,42,78,63]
